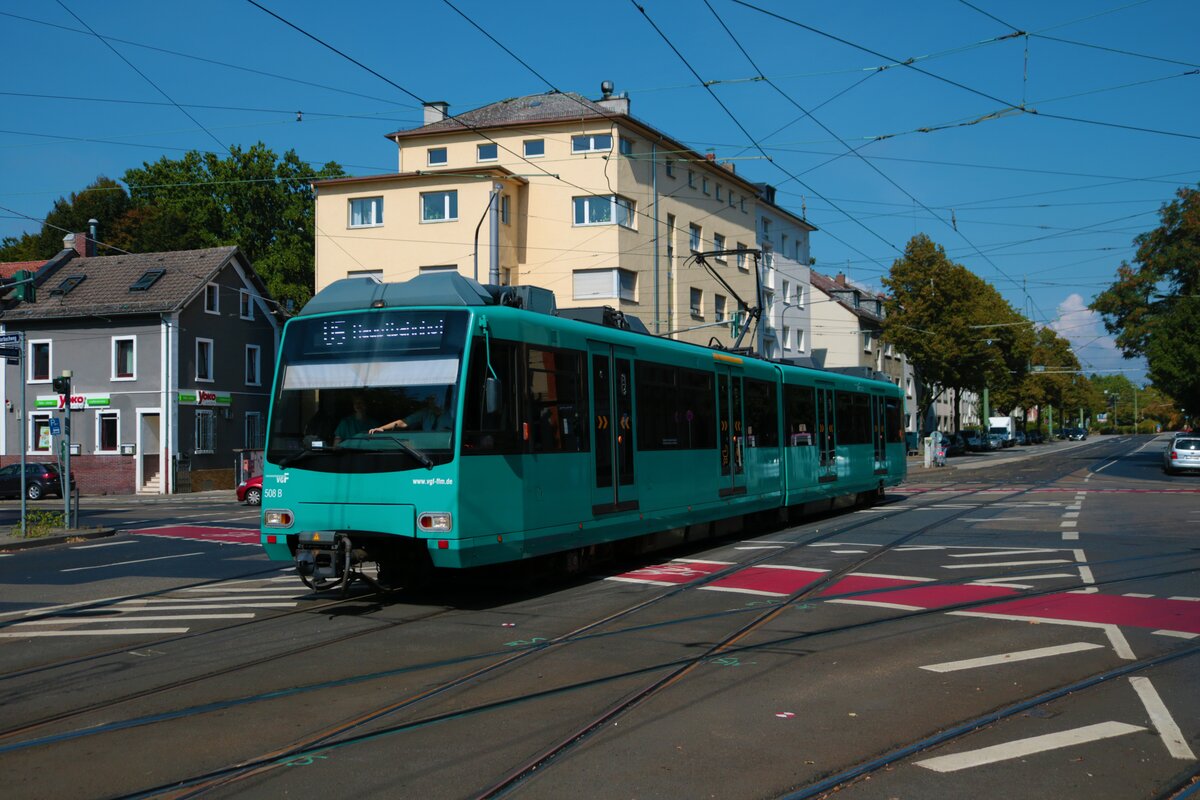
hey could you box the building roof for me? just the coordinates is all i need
[387,92,615,138]
[0,260,46,280]
[0,246,267,322]
[313,166,527,191]
[384,90,766,196]
[810,270,886,324]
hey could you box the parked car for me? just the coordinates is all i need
[1014,431,1028,446]
[986,433,1005,451]
[1027,431,1044,444]
[1064,427,1088,441]
[943,432,967,457]
[1163,437,1200,475]
[236,474,263,506]
[960,430,985,451]
[0,462,77,500]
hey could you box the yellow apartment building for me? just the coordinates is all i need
[313,88,765,348]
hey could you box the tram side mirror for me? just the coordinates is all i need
[485,377,502,415]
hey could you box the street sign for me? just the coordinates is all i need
[0,332,23,345]
[0,347,19,358]
[49,418,61,435]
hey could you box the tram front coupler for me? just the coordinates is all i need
[295,532,363,593]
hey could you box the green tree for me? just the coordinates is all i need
[882,234,1033,431]
[0,176,131,261]
[1091,185,1200,413]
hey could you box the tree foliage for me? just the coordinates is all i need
[0,144,344,308]
[1091,185,1200,413]
[882,234,1033,429]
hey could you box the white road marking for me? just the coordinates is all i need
[16,614,255,625]
[947,549,1056,558]
[60,552,204,572]
[1129,677,1196,760]
[1123,593,1154,598]
[943,559,1071,570]
[69,540,135,550]
[826,598,924,611]
[117,601,298,609]
[1093,460,1119,473]
[1169,596,1200,602]
[919,642,1104,673]
[1153,630,1198,639]
[734,545,786,550]
[1073,549,1096,592]
[604,577,678,587]
[1062,531,1079,541]
[850,571,932,582]
[915,722,1145,772]
[973,573,1076,584]
[1065,504,1081,511]
[1063,512,1080,519]
[180,586,301,593]
[830,549,868,554]
[700,586,786,597]
[808,542,879,548]
[960,517,1039,522]
[0,628,190,638]
[673,558,735,565]
[951,611,1137,660]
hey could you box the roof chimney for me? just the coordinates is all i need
[595,80,629,115]
[87,219,98,257]
[835,272,847,287]
[423,101,449,125]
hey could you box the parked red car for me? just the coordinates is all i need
[236,474,262,506]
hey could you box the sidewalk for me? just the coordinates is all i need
[906,435,1110,474]
[0,489,239,552]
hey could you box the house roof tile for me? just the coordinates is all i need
[0,246,259,321]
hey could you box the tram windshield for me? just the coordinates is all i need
[266,310,469,473]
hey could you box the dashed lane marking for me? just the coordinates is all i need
[60,552,203,573]
[69,540,135,550]
[942,559,1073,570]
[0,628,190,638]
[1129,677,1197,760]
[915,722,1146,773]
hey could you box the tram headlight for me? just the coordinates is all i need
[264,509,294,528]
[418,512,452,533]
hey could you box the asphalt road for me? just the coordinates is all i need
[0,434,1196,799]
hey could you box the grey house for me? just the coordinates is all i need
[0,238,281,494]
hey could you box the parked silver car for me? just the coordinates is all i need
[1163,436,1200,475]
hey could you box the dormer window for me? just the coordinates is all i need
[129,269,165,291]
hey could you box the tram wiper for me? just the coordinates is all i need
[374,435,435,470]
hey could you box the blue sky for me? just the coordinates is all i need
[3,0,1197,382]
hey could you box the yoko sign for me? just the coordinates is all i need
[35,393,112,410]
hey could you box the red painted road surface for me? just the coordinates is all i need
[610,560,1200,635]
[133,525,259,545]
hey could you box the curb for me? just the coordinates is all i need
[0,527,116,552]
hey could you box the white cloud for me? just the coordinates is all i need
[1048,293,1145,380]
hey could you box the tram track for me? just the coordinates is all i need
[8,440,1188,798]
[82,474,1184,797]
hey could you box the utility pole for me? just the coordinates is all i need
[53,370,72,527]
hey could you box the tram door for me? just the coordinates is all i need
[716,366,746,496]
[871,394,889,474]
[816,384,837,483]
[589,344,638,515]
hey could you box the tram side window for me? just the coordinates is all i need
[744,378,778,448]
[526,346,588,453]
[635,361,716,450]
[783,384,816,446]
[462,338,523,454]
[884,396,904,444]
[835,391,872,445]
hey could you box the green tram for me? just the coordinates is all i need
[260,273,907,590]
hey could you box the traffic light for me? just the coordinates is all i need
[52,375,71,395]
[12,270,34,303]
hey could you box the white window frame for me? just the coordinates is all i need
[523,139,545,158]
[95,409,120,454]
[715,294,726,322]
[715,184,723,201]
[571,133,612,153]
[619,137,634,155]
[347,269,383,279]
[112,335,136,381]
[665,158,675,178]
[348,196,384,228]
[572,268,637,302]
[245,411,264,449]
[30,412,52,454]
[736,244,748,271]
[689,224,702,252]
[501,194,510,225]
[195,409,216,454]
[796,328,806,352]
[690,287,704,318]
[420,191,458,223]
[239,289,254,320]
[713,233,726,262]
[573,195,635,229]
[245,344,261,387]
[702,177,710,195]
[196,338,214,383]
[863,331,874,353]
[477,143,498,162]
[427,147,447,166]
[782,280,791,305]
[687,170,695,188]
[204,283,220,315]
[28,339,51,383]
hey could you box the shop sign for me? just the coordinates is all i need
[178,389,232,406]
[35,393,112,411]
